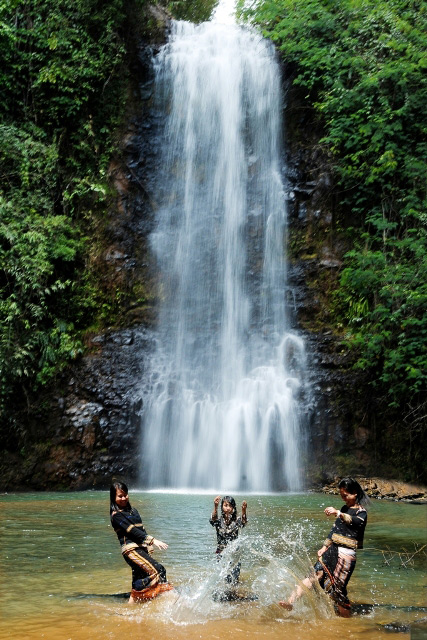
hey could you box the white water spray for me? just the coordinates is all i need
[141,1,308,491]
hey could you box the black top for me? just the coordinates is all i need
[111,506,150,549]
[210,515,246,553]
[327,504,367,549]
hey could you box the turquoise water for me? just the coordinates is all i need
[0,492,426,640]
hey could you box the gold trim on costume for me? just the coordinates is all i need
[121,542,139,553]
[331,533,358,549]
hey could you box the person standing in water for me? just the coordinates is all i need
[210,495,247,584]
[110,481,173,602]
[279,477,369,616]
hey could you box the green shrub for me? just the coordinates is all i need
[239,0,427,409]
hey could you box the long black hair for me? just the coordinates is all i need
[110,481,130,514]
[338,477,370,508]
[221,495,237,521]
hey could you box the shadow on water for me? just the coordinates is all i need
[367,620,427,636]
[71,592,131,600]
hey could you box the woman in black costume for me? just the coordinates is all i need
[110,481,172,602]
[279,477,369,617]
[210,495,247,584]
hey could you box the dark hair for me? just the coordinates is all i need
[221,495,237,521]
[110,481,130,514]
[338,477,370,508]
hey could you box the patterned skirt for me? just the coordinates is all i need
[123,546,168,591]
[314,544,356,609]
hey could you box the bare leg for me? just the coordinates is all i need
[279,572,322,610]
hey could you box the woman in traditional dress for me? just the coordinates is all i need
[210,495,247,584]
[110,481,173,602]
[279,477,369,616]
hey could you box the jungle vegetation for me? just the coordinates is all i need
[1,0,132,441]
[239,0,426,479]
[0,0,216,445]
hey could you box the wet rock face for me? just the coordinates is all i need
[23,328,155,490]
[282,75,372,484]
[98,42,166,330]
[61,329,149,475]
[29,45,165,490]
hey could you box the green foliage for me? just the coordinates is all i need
[0,0,127,128]
[240,0,427,411]
[0,124,87,413]
[338,235,427,406]
[0,0,148,430]
[168,0,219,23]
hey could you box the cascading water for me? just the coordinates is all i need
[140,1,308,492]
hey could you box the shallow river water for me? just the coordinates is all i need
[1,491,426,640]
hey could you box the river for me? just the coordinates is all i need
[1,491,426,639]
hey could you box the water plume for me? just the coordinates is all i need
[166,534,332,624]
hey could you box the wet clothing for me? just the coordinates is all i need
[315,504,367,608]
[209,514,247,554]
[314,544,356,608]
[324,504,367,550]
[111,505,168,591]
[111,505,153,551]
[210,513,247,585]
[124,545,167,591]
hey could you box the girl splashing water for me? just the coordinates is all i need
[279,477,369,617]
[210,495,247,585]
[110,481,173,602]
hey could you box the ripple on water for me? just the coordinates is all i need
[0,491,425,640]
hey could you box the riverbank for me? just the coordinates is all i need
[321,477,427,504]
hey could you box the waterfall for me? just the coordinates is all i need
[140,2,308,492]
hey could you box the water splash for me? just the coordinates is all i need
[142,535,332,625]
[140,7,309,491]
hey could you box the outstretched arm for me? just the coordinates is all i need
[324,505,365,527]
[317,543,330,558]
